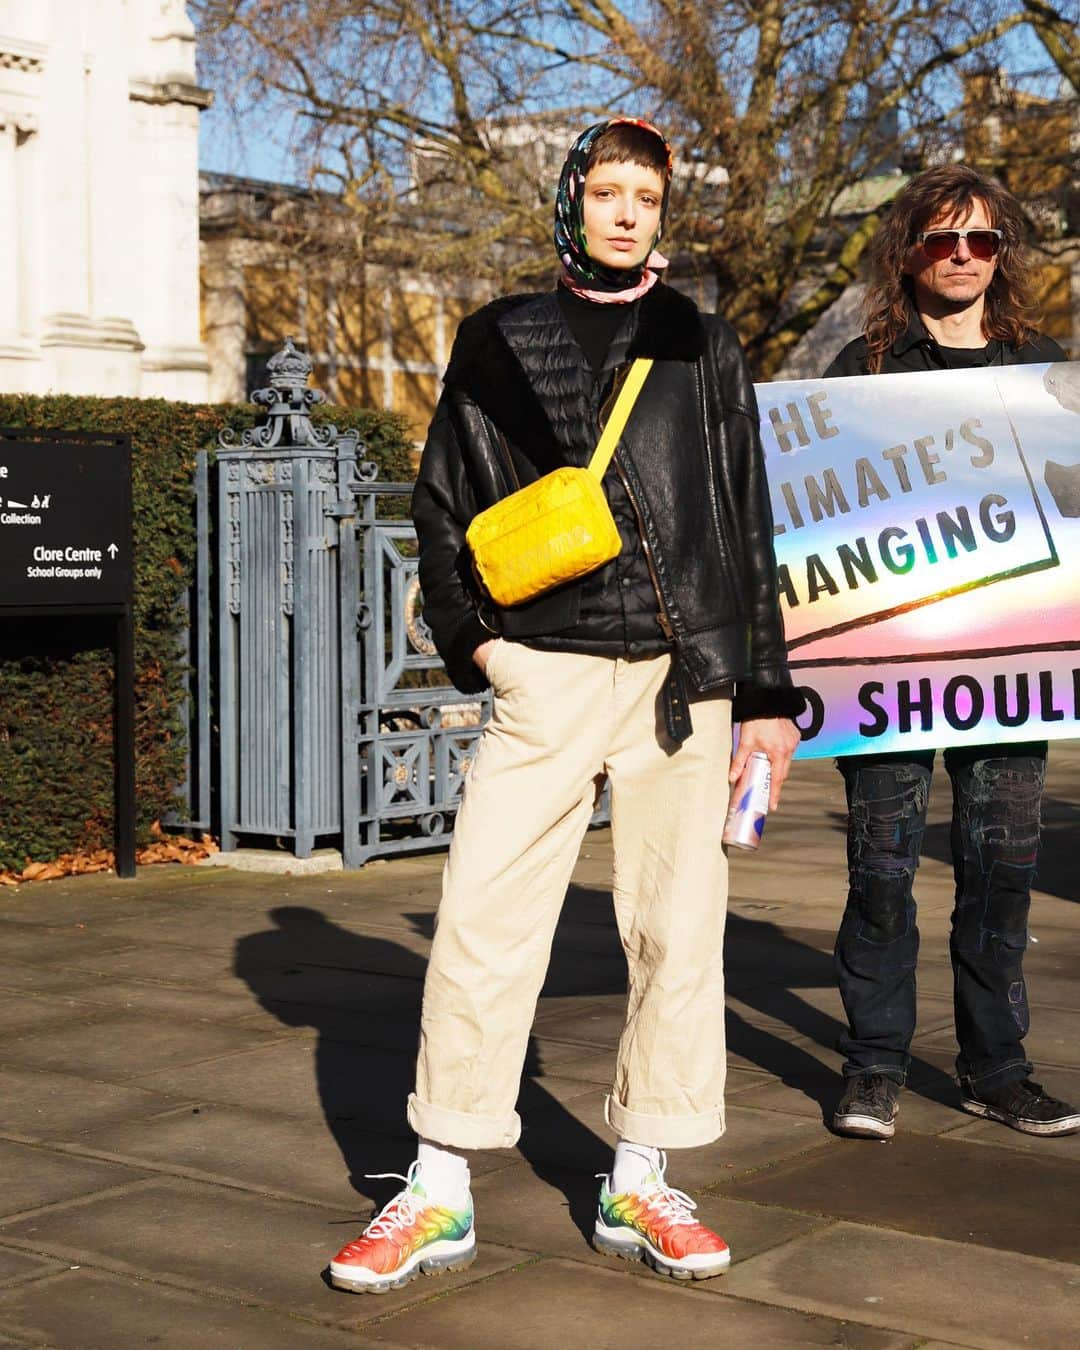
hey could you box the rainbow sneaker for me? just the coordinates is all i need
[593,1153,730,1280]
[329,1163,475,1294]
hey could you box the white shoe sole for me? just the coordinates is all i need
[329,1232,476,1294]
[833,1109,897,1139]
[593,1219,730,1280]
[960,1099,1080,1137]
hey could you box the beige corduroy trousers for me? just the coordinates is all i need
[407,640,733,1150]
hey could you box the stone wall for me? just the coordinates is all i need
[0,0,210,398]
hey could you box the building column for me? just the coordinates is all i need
[0,119,18,339]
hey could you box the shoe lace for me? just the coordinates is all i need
[860,1074,894,1113]
[599,1150,699,1227]
[639,1181,699,1226]
[361,1162,424,1239]
[1012,1079,1054,1109]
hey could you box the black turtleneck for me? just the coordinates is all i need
[557,285,635,373]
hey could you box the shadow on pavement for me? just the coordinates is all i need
[232,892,955,1237]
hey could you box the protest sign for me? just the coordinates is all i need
[755,361,1080,758]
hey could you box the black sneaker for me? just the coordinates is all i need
[833,1073,900,1139]
[960,1078,1080,1137]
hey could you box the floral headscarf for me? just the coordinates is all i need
[554,117,673,304]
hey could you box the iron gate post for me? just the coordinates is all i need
[215,340,357,858]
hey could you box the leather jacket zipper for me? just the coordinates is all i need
[598,363,676,645]
[597,363,629,430]
[613,454,676,644]
[495,428,522,493]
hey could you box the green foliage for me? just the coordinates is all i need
[0,394,413,872]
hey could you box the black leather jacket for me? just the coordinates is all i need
[412,283,802,722]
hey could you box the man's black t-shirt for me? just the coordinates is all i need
[937,342,996,370]
[823,311,1066,377]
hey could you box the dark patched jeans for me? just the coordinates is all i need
[835,743,1047,1091]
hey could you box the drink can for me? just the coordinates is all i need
[722,751,771,851]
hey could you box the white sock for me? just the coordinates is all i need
[611,1140,663,1192]
[415,1138,471,1205]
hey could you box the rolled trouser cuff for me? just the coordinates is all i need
[604,1094,725,1149]
[407,1092,521,1150]
[958,1057,1032,1092]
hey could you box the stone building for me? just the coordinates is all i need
[198,169,718,442]
[198,171,490,438]
[0,0,210,399]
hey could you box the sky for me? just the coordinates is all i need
[196,21,1065,188]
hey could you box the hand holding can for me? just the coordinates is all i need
[722,751,771,851]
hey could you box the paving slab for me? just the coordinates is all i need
[469,1160,827,1267]
[233,965,423,1022]
[532,1002,846,1092]
[0,1176,530,1328]
[718,1131,1080,1263]
[528,1002,628,1050]
[0,925,138,967]
[0,1066,184,1142]
[94,900,381,955]
[0,881,186,927]
[49,944,237,985]
[511,1088,832,1185]
[734,1071,971,1137]
[129,1037,416,1133]
[723,1015,848,1084]
[0,1139,145,1219]
[914,1343,986,1350]
[730,986,956,1048]
[514,1045,617,1089]
[722,1223,1080,1350]
[0,1009,281,1082]
[0,993,116,1038]
[538,951,630,1000]
[304,919,436,969]
[913,1003,1080,1070]
[48,976,259,1025]
[229,997,432,1051]
[79,1101,513,1207]
[0,1267,387,1349]
[363,1256,917,1349]
[0,745,1072,1345]
[0,961,109,995]
[0,1246,67,1286]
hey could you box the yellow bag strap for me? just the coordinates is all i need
[587,358,654,480]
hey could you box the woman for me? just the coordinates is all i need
[329,117,802,1293]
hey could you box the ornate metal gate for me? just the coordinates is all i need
[337,480,489,867]
[171,339,603,866]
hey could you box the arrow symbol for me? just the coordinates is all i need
[107,543,119,558]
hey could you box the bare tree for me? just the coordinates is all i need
[1021,0,1080,94]
[194,1,1073,376]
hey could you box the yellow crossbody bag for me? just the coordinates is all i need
[466,358,653,608]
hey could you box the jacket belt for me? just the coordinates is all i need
[662,658,694,745]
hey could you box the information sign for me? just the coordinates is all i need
[0,439,131,606]
[0,429,135,877]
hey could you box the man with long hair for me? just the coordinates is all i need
[823,164,1078,1141]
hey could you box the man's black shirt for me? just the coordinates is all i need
[824,311,1065,377]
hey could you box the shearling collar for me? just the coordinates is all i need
[442,283,706,475]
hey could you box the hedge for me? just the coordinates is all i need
[0,395,414,872]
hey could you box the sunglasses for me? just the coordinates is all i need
[913,228,1003,261]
